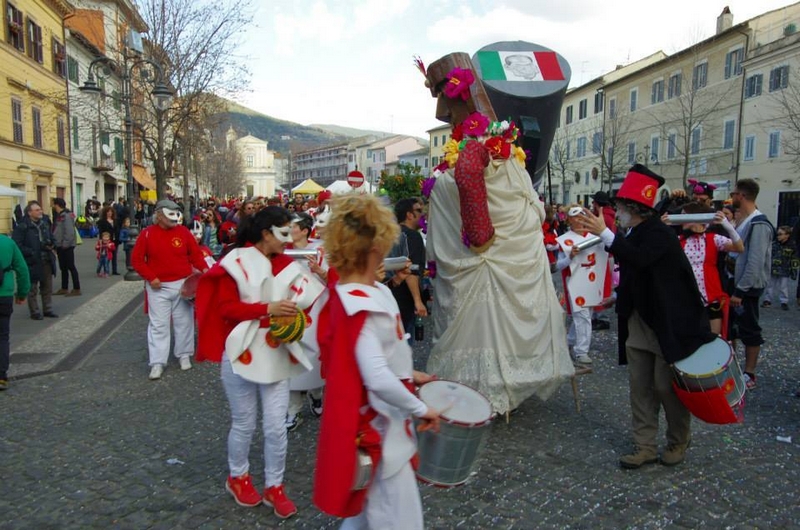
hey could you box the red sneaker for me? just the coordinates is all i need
[263,484,297,519]
[225,473,262,507]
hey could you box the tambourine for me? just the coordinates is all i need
[180,271,203,302]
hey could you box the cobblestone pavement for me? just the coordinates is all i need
[1,297,799,529]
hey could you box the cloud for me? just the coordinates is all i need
[353,0,411,29]
[273,2,347,56]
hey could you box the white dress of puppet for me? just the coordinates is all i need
[221,246,326,384]
[426,155,573,414]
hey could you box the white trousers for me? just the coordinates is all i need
[146,279,195,366]
[340,462,423,530]
[221,356,289,487]
[764,276,790,304]
[566,305,592,356]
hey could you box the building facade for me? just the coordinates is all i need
[1,0,74,232]
[226,127,277,198]
[290,141,349,189]
[549,3,800,224]
[427,123,450,172]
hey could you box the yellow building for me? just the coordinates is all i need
[0,0,73,233]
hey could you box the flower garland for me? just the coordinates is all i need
[421,66,529,200]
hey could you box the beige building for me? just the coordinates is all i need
[0,0,74,232]
[427,123,451,172]
[550,3,800,224]
[226,126,277,198]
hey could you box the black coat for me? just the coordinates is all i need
[12,215,56,282]
[611,217,716,365]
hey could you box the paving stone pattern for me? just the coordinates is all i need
[1,300,799,529]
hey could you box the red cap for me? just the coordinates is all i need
[615,164,665,209]
[318,190,333,204]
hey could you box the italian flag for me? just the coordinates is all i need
[477,50,565,81]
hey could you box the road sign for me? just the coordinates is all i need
[347,171,365,188]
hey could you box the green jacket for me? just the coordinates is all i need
[0,234,31,299]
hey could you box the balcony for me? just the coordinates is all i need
[92,155,115,171]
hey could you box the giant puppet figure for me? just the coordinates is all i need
[422,42,574,414]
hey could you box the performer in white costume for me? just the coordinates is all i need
[421,52,573,414]
[131,200,209,380]
[555,207,611,365]
[313,194,440,529]
[195,206,324,519]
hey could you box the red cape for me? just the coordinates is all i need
[312,287,377,518]
[195,252,294,363]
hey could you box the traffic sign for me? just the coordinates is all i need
[347,171,365,188]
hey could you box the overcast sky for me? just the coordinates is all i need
[237,0,794,138]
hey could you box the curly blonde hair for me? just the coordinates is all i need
[324,195,399,275]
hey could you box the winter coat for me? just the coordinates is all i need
[0,234,31,299]
[12,215,56,282]
[53,208,77,248]
[610,216,716,365]
[733,213,774,297]
[770,240,799,279]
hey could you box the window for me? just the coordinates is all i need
[594,91,604,114]
[577,137,587,158]
[578,99,587,120]
[769,66,789,92]
[744,74,763,98]
[592,131,602,154]
[52,38,66,77]
[565,140,571,160]
[114,137,124,164]
[692,63,708,90]
[630,88,638,112]
[32,107,42,148]
[112,90,120,110]
[433,136,438,147]
[6,2,24,51]
[606,146,614,164]
[11,98,23,143]
[72,116,79,149]
[627,142,635,164]
[57,117,66,155]
[743,135,755,161]
[650,136,659,163]
[651,80,664,104]
[442,134,447,145]
[584,171,589,185]
[723,119,735,150]
[769,131,781,158]
[27,18,43,63]
[667,132,677,159]
[724,48,744,79]
[432,156,438,166]
[609,98,616,119]
[668,73,682,99]
[690,126,702,155]
[565,105,573,125]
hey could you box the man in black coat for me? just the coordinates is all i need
[577,165,716,469]
[12,201,58,320]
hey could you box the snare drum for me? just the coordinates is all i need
[673,337,746,424]
[415,380,492,487]
[180,271,203,302]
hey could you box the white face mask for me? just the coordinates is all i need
[616,208,633,228]
[271,225,292,244]
[314,210,331,230]
[160,207,181,225]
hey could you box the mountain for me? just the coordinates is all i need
[208,98,348,155]
[308,124,393,139]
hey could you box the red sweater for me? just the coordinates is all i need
[132,224,208,282]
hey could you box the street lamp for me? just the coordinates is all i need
[80,52,173,281]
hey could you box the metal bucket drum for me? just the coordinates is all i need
[673,337,745,407]
[415,380,493,487]
[179,271,202,302]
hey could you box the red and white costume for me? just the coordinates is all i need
[314,282,427,530]
[555,230,611,359]
[195,246,324,488]
[132,224,208,367]
[679,232,730,305]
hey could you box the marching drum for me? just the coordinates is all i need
[672,337,746,424]
[415,380,493,487]
[179,271,203,302]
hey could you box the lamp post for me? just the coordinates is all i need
[80,50,173,281]
[596,86,606,191]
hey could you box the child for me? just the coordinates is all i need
[191,220,216,269]
[762,225,798,310]
[95,231,115,277]
[120,218,131,269]
[677,202,743,335]
[554,206,612,365]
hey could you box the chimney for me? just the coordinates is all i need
[717,6,733,34]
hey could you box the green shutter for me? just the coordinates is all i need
[114,137,124,164]
[72,116,79,149]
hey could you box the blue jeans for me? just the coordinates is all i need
[96,256,109,274]
[0,297,12,380]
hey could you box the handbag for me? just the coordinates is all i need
[75,226,83,245]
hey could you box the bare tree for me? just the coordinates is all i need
[600,104,634,191]
[197,140,245,198]
[549,127,577,202]
[644,51,740,187]
[134,0,254,199]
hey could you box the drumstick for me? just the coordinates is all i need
[417,399,455,432]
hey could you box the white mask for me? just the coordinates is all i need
[616,208,633,228]
[160,207,182,224]
[191,220,203,239]
[315,209,331,229]
[271,225,292,243]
